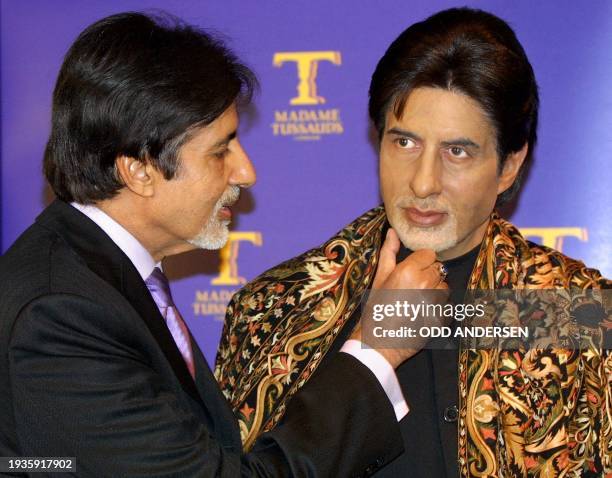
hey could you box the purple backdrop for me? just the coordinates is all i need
[2,0,611,364]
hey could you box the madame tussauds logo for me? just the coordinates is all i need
[192,232,262,321]
[271,51,344,140]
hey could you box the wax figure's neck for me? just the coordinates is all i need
[398,241,480,293]
[398,241,481,267]
[436,218,489,262]
[96,196,193,263]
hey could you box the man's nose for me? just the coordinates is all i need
[229,140,256,188]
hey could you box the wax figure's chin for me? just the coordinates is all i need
[390,211,459,253]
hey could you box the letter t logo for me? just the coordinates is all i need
[211,232,263,286]
[273,51,341,105]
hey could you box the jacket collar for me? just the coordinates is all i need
[36,200,206,408]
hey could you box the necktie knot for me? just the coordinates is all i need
[145,267,174,309]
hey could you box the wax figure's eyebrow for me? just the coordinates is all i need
[440,138,480,149]
[387,127,480,150]
[386,127,422,142]
[211,131,237,150]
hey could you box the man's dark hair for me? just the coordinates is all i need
[368,8,539,205]
[44,12,256,203]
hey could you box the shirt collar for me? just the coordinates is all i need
[70,202,159,280]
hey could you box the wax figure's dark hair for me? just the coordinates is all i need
[44,12,256,203]
[369,8,539,205]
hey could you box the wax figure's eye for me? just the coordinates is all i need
[396,137,417,149]
[447,146,469,159]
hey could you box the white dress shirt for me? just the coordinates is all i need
[71,202,408,420]
[341,340,409,420]
[71,202,158,280]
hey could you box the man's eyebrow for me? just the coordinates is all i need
[211,131,237,149]
[386,127,422,141]
[440,138,480,149]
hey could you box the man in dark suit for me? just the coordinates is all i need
[0,12,448,476]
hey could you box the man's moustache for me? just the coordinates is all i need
[221,186,240,207]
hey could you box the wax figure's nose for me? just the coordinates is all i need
[409,152,442,198]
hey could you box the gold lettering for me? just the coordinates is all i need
[316,109,338,121]
[274,111,288,122]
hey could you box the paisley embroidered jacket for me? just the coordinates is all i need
[215,207,611,477]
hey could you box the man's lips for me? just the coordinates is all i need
[403,207,447,226]
[218,205,233,221]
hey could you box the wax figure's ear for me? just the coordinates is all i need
[115,156,157,198]
[497,143,528,195]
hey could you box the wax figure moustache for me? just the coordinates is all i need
[0,11,452,477]
[216,8,612,477]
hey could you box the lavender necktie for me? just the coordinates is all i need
[145,267,195,379]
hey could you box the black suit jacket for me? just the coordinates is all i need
[0,201,403,477]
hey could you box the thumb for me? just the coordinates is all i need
[373,228,400,289]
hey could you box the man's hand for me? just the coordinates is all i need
[350,228,449,368]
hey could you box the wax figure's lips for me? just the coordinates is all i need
[403,207,447,226]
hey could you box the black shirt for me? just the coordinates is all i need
[375,243,479,477]
[326,241,480,477]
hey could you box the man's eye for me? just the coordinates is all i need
[448,146,468,158]
[395,137,416,149]
[213,149,229,159]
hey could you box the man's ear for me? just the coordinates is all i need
[497,143,528,195]
[115,156,157,197]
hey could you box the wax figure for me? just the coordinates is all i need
[216,8,612,477]
[0,12,448,477]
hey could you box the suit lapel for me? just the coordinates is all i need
[37,200,205,408]
[121,268,205,407]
